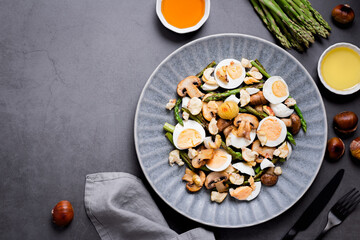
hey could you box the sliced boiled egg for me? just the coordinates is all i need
[202,83,219,91]
[206,149,232,172]
[257,116,287,147]
[226,130,256,149]
[263,76,289,104]
[260,158,275,170]
[232,162,255,176]
[270,103,294,117]
[224,95,240,104]
[246,182,262,201]
[173,120,205,150]
[182,97,190,109]
[214,59,245,89]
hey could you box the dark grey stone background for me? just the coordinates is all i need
[0,0,359,239]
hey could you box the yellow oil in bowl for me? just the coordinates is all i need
[320,46,360,91]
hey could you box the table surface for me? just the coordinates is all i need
[1,0,359,239]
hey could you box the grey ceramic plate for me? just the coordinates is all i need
[134,34,327,228]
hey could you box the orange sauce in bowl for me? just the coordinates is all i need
[161,0,205,29]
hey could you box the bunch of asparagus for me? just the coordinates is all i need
[249,0,331,51]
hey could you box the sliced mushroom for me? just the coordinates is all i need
[182,168,206,192]
[202,101,218,121]
[217,118,232,132]
[249,91,268,106]
[203,135,221,149]
[223,125,236,138]
[233,113,259,140]
[205,172,229,190]
[251,140,276,159]
[273,142,290,158]
[202,68,217,85]
[177,76,205,98]
[242,147,259,162]
[281,113,301,135]
[192,149,214,168]
[214,181,229,193]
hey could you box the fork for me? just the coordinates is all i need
[315,188,360,240]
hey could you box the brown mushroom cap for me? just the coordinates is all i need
[223,125,236,138]
[260,173,278,186]
[177,76,205,98]
[192,149,214,168]
[282,113,301,135]
[202,101,218,122]
[183,169,206,192]
[251,140,276,159]
[234,113,259,129]
[217,118,232,132]
[205,172,229,189]
[250,91,268,106]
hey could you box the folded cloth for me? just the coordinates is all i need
[84,172,215,240]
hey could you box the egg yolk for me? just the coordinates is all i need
[260,119,282,141]
[206,150,228,169]
[177,129,202,149]
[227,61,242,79]
[272,80,288,97]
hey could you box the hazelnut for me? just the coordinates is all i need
[52,200,74,227]
[333,111,358,135]
[326,137,345,161]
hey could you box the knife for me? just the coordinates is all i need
[282,169,344,240]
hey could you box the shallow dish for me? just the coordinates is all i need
[156,0,210,34]
[134,34,327,227]
[317,42,360,95]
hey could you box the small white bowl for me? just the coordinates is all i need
[156,0,210,34]
[317,42,360,95]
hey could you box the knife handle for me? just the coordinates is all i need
[282,228,298,240]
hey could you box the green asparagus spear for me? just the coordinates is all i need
[268,6,305,52]
[250,60,271,78]
[182,108,207,128]
[203,83,264,102]
[251,0,291,49]
[174,98,183,126]
[286,0,329,38]
[287,131,296,145]
[276,0,317,35]
[259,0,311,47]
[221,141,243,160]
[195,61,217,78]
[299,0,331,31]
[164,122,175,133]
[179,151,196,171]
[165,131,174,144]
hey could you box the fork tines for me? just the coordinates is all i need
[332,188,360,220]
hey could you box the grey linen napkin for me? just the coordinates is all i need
[84,172,215,240]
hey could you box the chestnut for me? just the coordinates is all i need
[332,4,355,25]
[333,111,358,135]
[326,137,345,161]
[350,137,360,160]
[52,200,74,227]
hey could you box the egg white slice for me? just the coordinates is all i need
[257,116,287,147]
[270,103,294,118]
[260,158,275,170]
[214,59,245,89]
[206,149,232,172]
[246,87,260,95]
[224,95,240,104]
[263,76,289,104]
[173,120,205,150]
[232,162,255,176]
[202,83,219,91]
[246,182,262,201]
[182,97,190,109]
[226,130,256,149]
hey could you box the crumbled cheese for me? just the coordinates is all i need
[182,111,190,121]
[187,148,198,159]
[274,166,282,176]
[208,118,218,135]
[165,99,176,110]
[241,58,252,68]
[285,98,297,107]
[188,97,203,115]
[168,150,184,166]
[229,173,244,185]
[211,191,228,203]
[242,147,259,162]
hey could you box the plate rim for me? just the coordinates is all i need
[134,33,328,228]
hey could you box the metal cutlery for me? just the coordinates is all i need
[315,188,360,239]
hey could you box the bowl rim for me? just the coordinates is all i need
[317,42,360,95]
[156,0,210,34]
